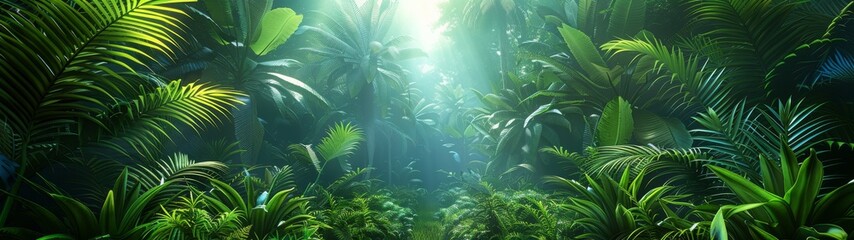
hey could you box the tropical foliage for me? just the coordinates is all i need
[1,0,852,239]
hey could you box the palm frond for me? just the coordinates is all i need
[752,99,834,155]
[602,34,734,114]
[316,122,365,162]
[692,99,833,179]
[818,51,854,81]
[585,145,705,177]
[289,143,322,173]
[93,80,243,160]
[688,0,811,100]
[262,165,296,195]
[0,120,16,156]
[327,168,372,196]
[0,0,193,154]
[196,138,243,162]
[130,152,228,190]
[232,96,264,165]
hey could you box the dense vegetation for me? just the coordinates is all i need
[0,0,852,239]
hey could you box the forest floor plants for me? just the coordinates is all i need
[707,141,853,239]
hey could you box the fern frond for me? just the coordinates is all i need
[327,168,371,195]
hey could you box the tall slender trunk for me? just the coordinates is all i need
[359,83,377,179]
[366,126,375,179]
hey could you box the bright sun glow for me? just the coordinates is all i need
[395,0,448,53]
[355,0,448,53]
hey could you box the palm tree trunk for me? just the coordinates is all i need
[359,83,377,179]
[366,126,375,179]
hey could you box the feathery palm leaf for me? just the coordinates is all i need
[688,0,811,101]
[326,168,372,196]
[692,99,834,179]
[130,153,228,190]
[0,0,199,226]
[819,51,854,81]
[93,80,243,160]
[602,34,734,114]
[316,122,365,162]
[0,0,194,158]
[585,145,705,177]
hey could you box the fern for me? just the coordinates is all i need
[326,168,372,196]
[146,191,248,240]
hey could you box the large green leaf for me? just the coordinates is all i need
[99,191,116,236]
[710,203,767,240]
[783,150,823,227]
[266,72,330,107]
[597,97,634,146]
[797,224,849,240]
[780,139,799,190]
[632,110,693,148]
[811,182,854,226]
[49,194,98,238]
[204,0,237,33]
[558,23,613,88]
[758,155,784,195]
[482,94,514,110]
[607,0,646,37]
[524,103,556,128]
[708,165,782,203]
[247,188,313,237]
[204,0,272,42]
[207,179,248,212]
[250,8,303,56]
[577,0,596,31]
[289,144,322,173]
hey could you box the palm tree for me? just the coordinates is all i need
[0,0,242,226]
[299,0,425,178]
[191,0,330,165]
